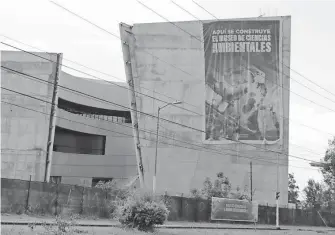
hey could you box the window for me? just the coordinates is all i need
[58,98,131,123]
[50,176,62,184]
[53,126,106,155]
[92,178,113,187]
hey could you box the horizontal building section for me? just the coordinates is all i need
[1,51,137,186]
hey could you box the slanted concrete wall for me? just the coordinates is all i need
[129,17,290,205]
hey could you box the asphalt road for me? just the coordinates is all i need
[1,225,333,235]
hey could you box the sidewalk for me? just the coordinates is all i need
[1,214,334,231]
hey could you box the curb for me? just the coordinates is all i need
[157,225,286,230]
[2,221,334,231]
[1,221,118,227]
[1,221,286,230]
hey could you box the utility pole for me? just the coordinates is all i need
[276,153,280,229]
[250,161,253,201]
[153,101,182,194]
[120,22,145,188]
[153,109,160,194]
[44,53,62,182]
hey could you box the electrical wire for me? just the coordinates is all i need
[3,39,335,139]
[171,1,203,22]
[190,0,335,101]
[1,75,324,170]
[4,65,281,165]
[1,99,319,171]
[1,65,327,165]
[136,0,203,42]
[192,0,219,20]
[137,0,335,113]
[1,10,332,163]
[1,42,201,116]
[1,35,200,110]
[44,2,335,136]
[48,1,335,116]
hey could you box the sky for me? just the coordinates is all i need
[1,0,335,198]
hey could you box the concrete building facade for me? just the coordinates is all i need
[2,15,291,206]
[1,51,137,187]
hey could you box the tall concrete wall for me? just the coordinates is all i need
[128,17,290,205]
[1,51,58,181]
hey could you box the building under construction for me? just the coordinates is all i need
[1,15,291,206]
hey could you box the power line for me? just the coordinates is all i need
[2,36,201,113]
[190,0,335,102]
[0,64,202,133]
[286,65,335,99]
[192,0,219,20]
[1,42,201,116]
[137,1,335,114]
[0,60,330,181]
[290,143,326,156]
[179,2,335,105]
[47,1,202,112]
[291,75,335,106]
[171,1,203,22]
[1,99,319,172]
[1,61,329,165]
[0,99,267,164]
[0,85,278,165]
[0,2,326,193]
[7,65,311,167]
[2,28,332,162]
[136,0,203,42]
[46,1,335,138]
[0,65,322,164]
[2,66,197,145]
[3,39,334,138]
[0,70,323,167]
[47,1,335,118]
[0,50,322,174]
[48,0,207,92]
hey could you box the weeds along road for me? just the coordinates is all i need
[1,225,333,235]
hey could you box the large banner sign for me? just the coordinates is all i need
[211,197,258,222]
[203,19,283,144]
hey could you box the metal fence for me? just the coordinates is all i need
[1,178,110,217]
[165,196,335,227]
[1,178,334,227]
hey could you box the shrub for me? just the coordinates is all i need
[117,192,169,232]
[190,172,254,201]
[95,180,133,218]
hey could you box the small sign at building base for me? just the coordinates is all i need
[211,197,258,222]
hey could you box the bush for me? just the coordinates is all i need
[190,172,253,201]
[95,180,133,218]
[117,193,169,232]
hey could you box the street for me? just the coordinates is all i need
[2,225,334,235]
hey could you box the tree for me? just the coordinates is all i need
[288,173,300,204]
[321,137,335,211]
[303,179,324,209]
[190,172,251,200]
